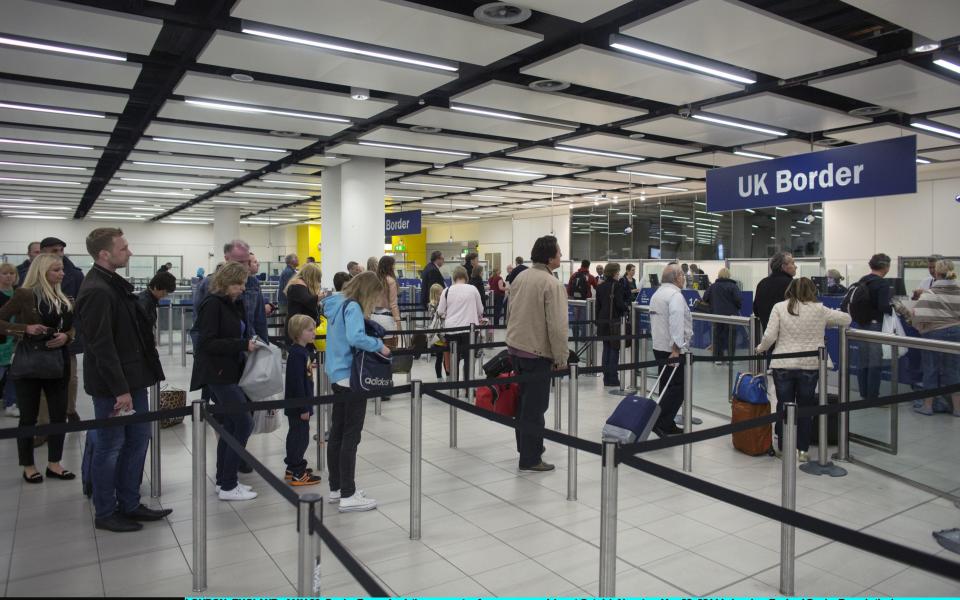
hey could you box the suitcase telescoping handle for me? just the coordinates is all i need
[644,356,681,402]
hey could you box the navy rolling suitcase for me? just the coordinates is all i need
[603,364,679,443]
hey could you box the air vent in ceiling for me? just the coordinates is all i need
[473,2,532,25]
[269,130,301,137]
[529,79,570,92]
[410,125,442,133]
[628,133,646,139]
[813,138,843,147]
[848,105,889,117]
[230,73,254,82]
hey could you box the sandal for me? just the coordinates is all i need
[23,471,43,484]
[45,467,76,480]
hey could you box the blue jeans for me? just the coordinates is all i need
[856,322,883,400]
[284,415,310,475]
[0,365,15,407]
[493,294,505,327]
[91,388,150,518]
[602,341,620,386]
[207,383,253,492]
[771,369,819,452]
[921,326,960,396]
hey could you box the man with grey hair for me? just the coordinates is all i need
[278,253,299,307]
[191,239,269,343]
[648,263,692,437]
[753,251,796,332]
[913,254,943,300]
[346,261,362,277]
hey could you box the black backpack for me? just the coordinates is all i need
[570,272,590,299]
[840,278,874,324]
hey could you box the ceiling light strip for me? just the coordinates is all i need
[0,34,125,61]
[553,145,646,162]
[399,181,474,190]
[463,166,543,177]
[692,114,787,137]
[184,99,351,123]
[120,177,216,186]
[0,176,81,185]
[609,36,755,84]
[0,137,94,150]
[0,101,105,119]
[132,161,247,173]
[615,169,684,181]
[357,141,470,157]
[0,161,86,171]
[910,120,960,140]
[151,137,286,153]
[449,105,574,128]
[733,150,775,160]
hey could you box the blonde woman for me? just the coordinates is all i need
[911,259,960,416]
[428,283,448,378]
[373,256,402,348]
[0,262,17,417]
[285,262,324,322]
[0,254,76,483]
[324,271,389,512]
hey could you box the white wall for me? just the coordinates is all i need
[425,210,571,262]
[0,220,297,275]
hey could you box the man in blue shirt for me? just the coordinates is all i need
[277,253,299,308]
[191,240,269,345]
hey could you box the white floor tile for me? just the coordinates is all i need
[643,550,745,596]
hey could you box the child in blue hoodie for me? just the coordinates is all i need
[284,314,321,486]
[323,272,389,513]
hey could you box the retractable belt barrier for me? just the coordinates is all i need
[695,350,820,363]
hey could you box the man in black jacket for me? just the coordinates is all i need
[753,251,796,331]
[854,253,892,401]
[420,250,445,308]
[16,241,40,286]
[76,228,170,533]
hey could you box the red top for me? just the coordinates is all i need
[489,274,505,296]
[566,268,598,299]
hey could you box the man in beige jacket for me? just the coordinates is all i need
[505,235,568,472]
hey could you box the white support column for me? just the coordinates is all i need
[213,206,240,254]
[321,167,341,279]
[340,157,385,268]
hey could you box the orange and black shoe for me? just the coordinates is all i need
[289,472,322,487]
[284,467,314,481]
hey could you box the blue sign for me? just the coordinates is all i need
[385,210,421,236]
[706,136,917,212]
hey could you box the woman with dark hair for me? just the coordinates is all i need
[620,263,638,303]
[757,277,850,462]
[595,262,627,387]
[469,264,487,309]
[488,267,505,326]
[463,251,478,277]
[138,270,177,328]
[373,256,401,348]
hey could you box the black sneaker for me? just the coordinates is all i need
[95,513,143,532]
[121,504,173,521]
[652,424,683,438]
[519,461,555,473]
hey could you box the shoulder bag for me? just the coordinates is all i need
[10,291,65,380]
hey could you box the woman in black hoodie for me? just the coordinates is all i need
[703,267,742,363]
[595,262,627,387]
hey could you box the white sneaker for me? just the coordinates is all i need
[337,491,377,512]
[216,483,252,493]
[4,405,19,417]
[218,486,257,501]
[328,489,363,503]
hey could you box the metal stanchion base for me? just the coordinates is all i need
[831,452,853,463]
[799,461,848,477]
[675,414,703,426]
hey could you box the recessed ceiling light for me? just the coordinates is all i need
[814,137,844,147]
[384,194,423,200]
[184,99,351,123]
[0,34,125,61]
[0,160,86,171]
[911,119,960,140]
[120,177,216,187]
[0,204,69,210]
[242,26,458,72]
[422,201,478,208]
[528,79,570,92]
[103,198,145,204]
[0,176,81,185]
[847,105,889,117]
[911,34,940,53]
[692,113,787,136]
[469,194,504,199]
[4,214,67,220]
[358,141,470,157]
[410,125,441,134]
[473,2,531,25]
[261,179,321,187]
[450,105,573,128]
[0,197,35,202]
[0,137,94,150]
[151,137,286,153]
[916,157,932,164]
[554,145,646,162]
[0,101,105,119]
[132,161,246,173]
[610,35,756,84]
[230,73,255,82]
[269,130,301,138]
[656,185,688,191]
[162,220,211,225]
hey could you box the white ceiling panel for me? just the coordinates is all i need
[533,177,625,191]
[0,161,92,176]
[620,0,875,79]
[677,151,758,167]
[930,110,960,129]
[383,161,429,173]
[810,61,960,115]
[428,167,543,182]
[623,115,776,146]
[360,126,516,154]
[840,0,960,43]
[135,139,290,161]
[197,32,458,97]
[451,81,646,126]
[0,139,100,158]
[329,142,469,164]
[125,151,266,171]
[704,92,870,133]
[299,155,350,167]
[400,175,500,189]
[627,161,707,179]
[279,165,322,175]
[510,0,632,22]
[398,107,575,142]
[742,138,824,156]
[825,124,954,150]
[157,100,350,138]
[561,132,699,158]
[174,72,396,119]
[0,81,129,113]
[522,45,743,106]
[0,125,107,146]
[1,0,162,54]
[232,0,542,65]
[144,122,314,150]
[0,47,142,89]
[0,153,97,168]
[466,157,583,176]
[573,169,681,186]
[921,146,960,162]
[0,108,118,132]
[110,173,225,187]
[506,146,632,168]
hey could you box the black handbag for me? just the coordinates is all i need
[11,336,64,379]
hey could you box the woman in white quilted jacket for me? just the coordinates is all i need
[757,277,851,462]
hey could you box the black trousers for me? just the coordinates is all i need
[492,294,505,326]
[327,383,367,498]
[445,332,469,378]
[284,414,310,475]
[514,356,552,468]
[712,324,735,358]
[653,349,684,430]
[15,360,69,467]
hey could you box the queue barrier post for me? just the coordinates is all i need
[586,299,597,368]
[835,327,851,462]
[610,317,630,396]
[682,351,694,473]
[374,395,382,416]
[598,439,618,596]
[297,493,322,597]
[780,402,798,596]
[410,380,423,540]
[149,382,161,498]
[316,351,327,474]
[449,338,459,448]
[639,335,648,395]
[800,347,848,477]
[553,376,562,431]
[629,318,639,392]
[749,315,759,373]
[567,364,579,501]
[168,304,173,356]
[467,324,476,388]
[191,400,207,593]
[180,307,187,367]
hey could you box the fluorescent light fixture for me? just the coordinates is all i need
[103,198,145,204]
[0,35,125,61]
[692,113,787,137]
[554,145,646,162]
[434,214,480,219]
[162,220,210,225]
[242,26,458,72]
[531,183,598,193]
[92,211,151,216]
[399,181,474,190]
[422,202,478,208]
[357,141,470,157]
[733,150,775,160]
[474,209,501,213]
[132,161,246,173]
[90,216,145,221]
[745,208,756,214]
[234,191,309,198]
[609,37,755,84]
[151,137,286,153]
[159,216,213,221]
[0,160,86,171]
[4,214,68,219]
[916,157,932,164]
[450,105,573,128]
[470,194,504,199]
[212,199,249,205]
[463,166,543,177]
[910,120,960,140]
[0,203,69,210]
[383,194,422,200]
[0,176,81,185]
[184,99,351,123]
[615,169,684,181]
[0,101,104,119]
[119,177,216,187]
[656,185,688,191]
[110,188,194,197]
[813,208,823,213]
[933,57,960,75]
[0,197,35,202]
[261,179,321,187]
[775,207,789,212]
[0,137,94,150]
[751,224,759,228]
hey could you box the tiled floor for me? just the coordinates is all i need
[1,334,958,597]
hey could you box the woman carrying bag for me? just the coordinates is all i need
[323,272,389,512]
[595,262,627,387]
[373,256,402,349]
[190,261,261,502]
[285,262,324,322]
[0,254,76,483]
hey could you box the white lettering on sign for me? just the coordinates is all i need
[385,218,410,232]
[740,162,865,197]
